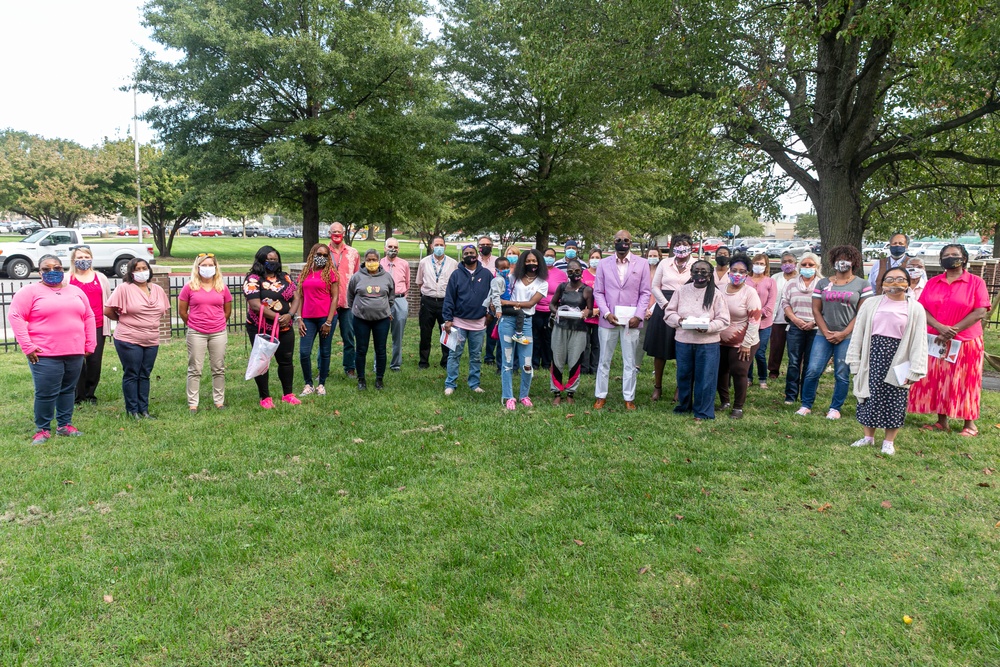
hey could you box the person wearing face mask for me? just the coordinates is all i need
[293,243,339,396]
[846,268,928,455]
[531,247,568,371]
[644,235,693,401]
[179,253,233,412]
[476,236,501,370]
[106,258,170,419]
[548,259,594,405]
[477,235,497,273]
[635,246,662,372]
[767,252,798,382]
[347,250,396,391]
[498,249,549,409]
[592,230,652,411]
[663,259,730,421]
[486,256,528,344]
[554,239,580,271]
[716,254,762,419]
[68,245,111,405]
[243,246,300,409]
[905,258,928,300]
[780,253,822,405]
[9,254,96,444]
[380,237,411,372]
[327,222,361,378]
[868,233,911,294]
[713,246,731,289]
[797,245,872,420]
[746,253,777,389]
[907,244,990,437]
[442,244,494,395]
[416,236,459,369]
[581,248,603,374]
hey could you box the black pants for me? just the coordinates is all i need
[246,323,294,399]
[483,312,498,365]
[418,296,449,368]
[354,316,390,381]
[717,343,759,410]
[76,327,106,402]
[582,323,600,374]
[531,310,553,369]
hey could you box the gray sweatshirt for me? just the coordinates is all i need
[347,267,395,321]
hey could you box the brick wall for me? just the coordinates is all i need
[151,265,172,345]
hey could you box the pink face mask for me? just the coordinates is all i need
[729,273,747,286]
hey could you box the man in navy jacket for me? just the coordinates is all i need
[442,244,494,395]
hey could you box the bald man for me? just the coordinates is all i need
[329,222,361,377]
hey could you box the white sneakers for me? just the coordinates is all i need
[850,437,874,447]
[300,384,314,396]
[826,409,841,420]
[444,388,454,396]
[881,441,895,456]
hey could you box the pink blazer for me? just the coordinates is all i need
[593,253,652,329]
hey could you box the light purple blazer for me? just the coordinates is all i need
[593,253,652,329]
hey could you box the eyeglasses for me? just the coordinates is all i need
[69,245,91,251]
[691,270,710,277]
[197,253,215,258]
[882,277,909,284]
[42,266,65,272]
[316,253,330,257]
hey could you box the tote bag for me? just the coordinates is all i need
[245,309,281,380]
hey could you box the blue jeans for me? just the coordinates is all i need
[29,355,84,431]
[300,316,335,386]
[674,341,720,420]
[336,307,356,373]
[445,327,485,390]
[354,317,390,381]
[499,315,534,400]
[783,325,816,402]
[800,333,852,410]
[114,339,159,415]
[749,326,772,383]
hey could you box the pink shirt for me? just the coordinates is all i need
[536,266,567,313]
[871,296,908,339]
[107,282,170,347]
[70,274,105,328]
[918,271,990,342]
[330,244,360,309]
[179,283,232,334]
[581,269,598,324]
[380,257,411,295]
[8,283,96,357]
[298,270,338,319]
[719,285,762,348]
[749,275,778,328]
[663,283,730,344]
[651,259,691,307]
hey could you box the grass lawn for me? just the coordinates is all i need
[1,327,998,665]
[156,238,450,269]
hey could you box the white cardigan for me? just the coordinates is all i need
[846,294,928,400]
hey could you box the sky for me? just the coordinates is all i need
[0,1,810,216]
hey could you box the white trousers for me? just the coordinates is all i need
[595,325,640,400]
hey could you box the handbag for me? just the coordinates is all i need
[245,308,281,380]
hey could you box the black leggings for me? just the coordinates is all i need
[246,323,295,399]
[353,316,390,381]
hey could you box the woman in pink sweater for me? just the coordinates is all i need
[8,254,97,444]
[716,254,762,419]
[664,259,730,421]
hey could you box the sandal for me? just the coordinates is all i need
[958,427,979,437]
[920,423,949,432]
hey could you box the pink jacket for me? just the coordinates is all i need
[9,282,97,356]
[593,253,652,329]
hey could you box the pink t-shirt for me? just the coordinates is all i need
[70,274,105,328]
[918,271,990,342]
[871,296,908,339]
[179,283,233,334]
[299,270,338,319]
[8,282,96,356]
[582,269,598,324]
[107,282,171,347]
[536,266,567,313]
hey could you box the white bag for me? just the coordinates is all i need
[245,310,281,380]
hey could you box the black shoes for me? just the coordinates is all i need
[358,379,367,391]
[375,379,384,390]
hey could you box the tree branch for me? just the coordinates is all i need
[862,182,1000,223]
[860,149,1000,183]
[860,99,1000,160]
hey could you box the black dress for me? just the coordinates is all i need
[856,335,909,429]
[643,290,676,360]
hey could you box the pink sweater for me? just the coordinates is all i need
[9,282,97,356]
[719,285,762,348]
[663,284,731,344]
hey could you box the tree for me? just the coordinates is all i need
[525,0,1000,252]
[136,0,440,259]
[795,213,820,239]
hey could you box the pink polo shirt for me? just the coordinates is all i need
[536,266,567,313]
[918,270,990,341]
[298,269,339,319]
[380,256,411,296]
[179,283,233,334]
[581,269,598,324]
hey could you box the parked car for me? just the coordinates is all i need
[766,240,811,258]
[905,241,934,257]
[79,224,105,237]
[862,242,888,260]
[117,226,153,237]
[191,228,224,237]
[231,226,264,237]
[267,228,295,238]
[12,221,42,235]
[0,224,10,234]
[699,238,725,255]
[746,241,776,256]
[0,227,155,279]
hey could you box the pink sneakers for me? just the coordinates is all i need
[520,397,533,408]
[260,397,275,409]
[32,429,51,445]
[56,425,82,437]
[505,399,517,411]
[281,394,302,405]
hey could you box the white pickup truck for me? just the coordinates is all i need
[0,227,155,279]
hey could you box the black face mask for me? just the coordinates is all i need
[264,261,280,272]
[479,245,492,256]
[941,256,963,269]
[525,264,539,274]
[692,273,710,287]
[567,271,582,281]
[614,240,631,253]
[715,255,730,267]
[463,255,477,266]
[889,246,906,258]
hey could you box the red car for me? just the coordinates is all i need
[191,228,224,237]
[117,226,153,236]
[699,238,725,254]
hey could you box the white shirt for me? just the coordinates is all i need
[416,254,458,298]
[511,277,549,316]
[616,253,631,283]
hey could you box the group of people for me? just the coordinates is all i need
[9,227,992,454]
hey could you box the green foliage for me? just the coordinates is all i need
[795,213,819,239]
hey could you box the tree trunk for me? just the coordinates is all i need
[301,179,320,260]
[813,165,866,272]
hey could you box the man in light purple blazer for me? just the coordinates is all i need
[593,229,652,410]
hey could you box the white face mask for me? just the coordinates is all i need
[199,266,217,279]
[133,270,150,283]
[752,264,766,274]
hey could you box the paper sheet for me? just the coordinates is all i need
[614,306,637,323]
[892,361,911,384]
[440,328,464,351]
[927,334,961,363]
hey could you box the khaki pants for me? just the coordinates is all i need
[186,329,228,408]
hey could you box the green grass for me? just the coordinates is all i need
[1,327,998,665]
[157,238,450,268]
